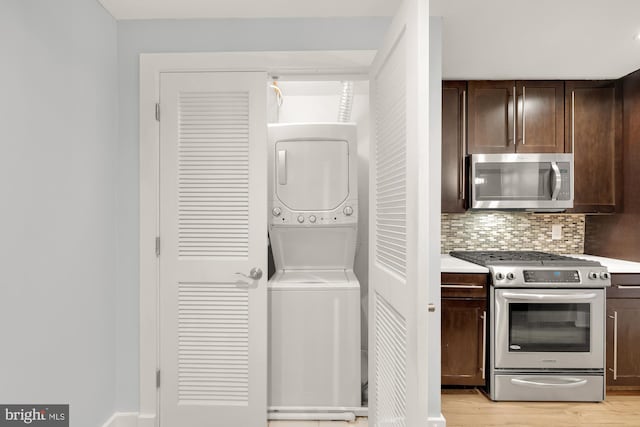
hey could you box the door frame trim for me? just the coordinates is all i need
[139,51,373,425]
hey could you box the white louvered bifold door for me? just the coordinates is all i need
[368,0,430,426]
[159,72,267,427]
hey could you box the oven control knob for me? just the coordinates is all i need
[588,272,598,280]
[600,271,610,280]
[506,272,515,281]
[343,206,354,216]
[495,272,505,281]
[297,215,305,223]
[272,207,282,217]
[309,215,317,223]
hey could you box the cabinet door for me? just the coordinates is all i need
[566,81,622,213]
[606,298,640,388]
[442,81,467,212]
[441,298,487,386]
[468,81,515,154]
[516,81,565,153]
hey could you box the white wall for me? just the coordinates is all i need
[428,16,444,422]
[0,1,118,426]
[116,17,390,411]
[271,80,370,378]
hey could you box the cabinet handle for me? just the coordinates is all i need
[571,90,575,154]
[614,285,640,289]
[608,311,618,380]
[512,86,517,146]
[522,86,526,145]
[441,284,484,289]
[481,311,487,380]
[460,89,466,199]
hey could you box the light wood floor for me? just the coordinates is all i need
[442,389,640,427]
[267,390,640,426]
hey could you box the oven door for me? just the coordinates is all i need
[494,288,604,370]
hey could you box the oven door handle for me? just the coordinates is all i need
[511,377,588,389]
[501,292,598,301]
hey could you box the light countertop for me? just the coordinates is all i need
[440,254,489,274]
[564,254,640,274]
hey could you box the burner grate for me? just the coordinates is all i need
[450,251,601,267]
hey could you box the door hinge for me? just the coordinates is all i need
[155,237,160,257]
[155,103,160,121]
[156,369,160,388]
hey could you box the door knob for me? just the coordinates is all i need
[236,267,263,281]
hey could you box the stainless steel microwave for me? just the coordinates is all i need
[470,153,573,210]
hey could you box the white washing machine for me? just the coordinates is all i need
[267,123,361,409]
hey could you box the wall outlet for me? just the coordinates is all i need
[552,224,563,240]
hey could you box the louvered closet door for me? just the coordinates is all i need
[368,0,430,426]
[159,72,267,427]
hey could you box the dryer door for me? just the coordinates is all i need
[275,139,349,211]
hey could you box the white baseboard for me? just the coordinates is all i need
[137,413,156,427]
[428,413,447,427]
[101,412,139,427]
[101,412,441,427]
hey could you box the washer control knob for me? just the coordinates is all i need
[506,272,515,281]
[343,206,354,216]
[588,272,598,280]
[495,272,505,281]
[272,207,282,217]
[600,271,610,280]
[309,215,317,223]
[297,215,305,223]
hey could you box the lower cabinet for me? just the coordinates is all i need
[441,273,488,386]
[606,274,640,389]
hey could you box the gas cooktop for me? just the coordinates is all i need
[450,251,610,288]
[449,250,602,267]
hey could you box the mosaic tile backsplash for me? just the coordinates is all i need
[441,212,585,254]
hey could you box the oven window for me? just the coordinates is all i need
[509,303,590,352]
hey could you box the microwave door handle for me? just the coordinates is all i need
[550,162,562,200]
[502,292,599,301]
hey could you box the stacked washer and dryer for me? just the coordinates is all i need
[267,123,362,415]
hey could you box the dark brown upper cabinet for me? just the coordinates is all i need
[468,81,565,154]
[515,81,565,153]
[467,81,515,154]
[442,81,467,213]
[565,81,623,213]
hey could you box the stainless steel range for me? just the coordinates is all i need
[450,251,611,402]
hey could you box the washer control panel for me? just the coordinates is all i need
[270,199,357,225]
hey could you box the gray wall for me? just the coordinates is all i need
[116,17,390,411]
[0,1,118,426]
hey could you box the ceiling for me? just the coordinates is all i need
[98,0,400,19]
[99,0,640,79]
[432,0,640,79]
